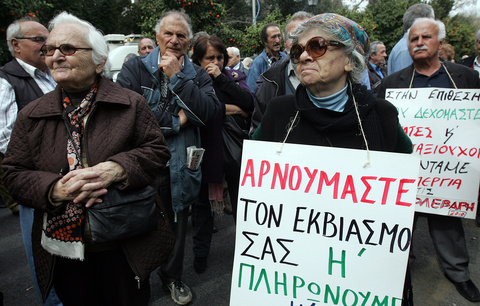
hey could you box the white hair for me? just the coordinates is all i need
[407,18,446,42]
[154,11,193,39]
[48,11,110,77]
[227,46,240,57]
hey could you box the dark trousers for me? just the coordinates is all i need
[410,213,470,282]
[157,169,189,283]
[53,248,150,306]
[192,183,214,258]
[224,163,240,221]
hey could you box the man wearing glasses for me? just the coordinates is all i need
[0,18,60,306]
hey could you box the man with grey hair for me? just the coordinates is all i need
[458,29,480,77]
[388,3,435,74]
[379,18,480,303]
[0,17,61,305]
[226,46,248,75]
[283,11,313,54]
[117,10,221,306]
[249,12,311,135]
[367,41,388,93]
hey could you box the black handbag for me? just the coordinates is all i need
[87,185,158,244]
[222,115,248,169]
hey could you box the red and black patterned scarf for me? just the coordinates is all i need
[41,82,98,260]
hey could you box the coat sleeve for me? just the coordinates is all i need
[169,66,222,127]
[105,93,171,190]
[213,73,254,113]
[116,58,144,95]
[2,109,63,211]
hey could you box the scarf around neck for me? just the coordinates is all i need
[294,83,387,150]
[41,82,98,261]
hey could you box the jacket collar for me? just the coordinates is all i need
[27,77,130,118]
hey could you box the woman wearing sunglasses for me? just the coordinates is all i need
[2,12,171,305]
[261,13,410,153]
[259,13,413,304]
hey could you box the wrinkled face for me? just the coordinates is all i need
[227,49,239,68]
[370,44,387,67]
[46,23,103,92]
[200,45,224,71]
[295,28,351,97]
[264,26,282,56]
[138,38,155,55]
[156,15,190,58]
[408,20,444,62]
[12,21,49,71]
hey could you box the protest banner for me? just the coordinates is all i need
[385,88,480,219]
[230,140,419,306]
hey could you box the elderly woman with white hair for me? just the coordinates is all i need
[260,13,413,304]
[2,12,171,305]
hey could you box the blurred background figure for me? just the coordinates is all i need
[367,40,388,93]
[137,37,155,55]
[242,57,253,69]
[439,43,455,62]
[458,29,480,76]
[226,46,249,75]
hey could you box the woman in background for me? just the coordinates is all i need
[190,34,254,272]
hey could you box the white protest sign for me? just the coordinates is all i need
[230,140,419,306]
[385,88,480,219]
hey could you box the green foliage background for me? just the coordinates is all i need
[0,0,478,65]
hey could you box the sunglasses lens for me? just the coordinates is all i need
[290,45,303,63]
[60,44,76,55]
[307,38,327,58]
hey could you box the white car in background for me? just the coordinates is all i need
[104,34,142,81]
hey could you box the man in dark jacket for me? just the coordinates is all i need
[249,12,312,136]
[0,17,61,306]
[379,18,480,303]
[367,41,388,94]
[116,10,221,306]
[458,29,480,76]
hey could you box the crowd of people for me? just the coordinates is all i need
[1,3,480,305]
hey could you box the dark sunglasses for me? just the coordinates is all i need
[290,36,344,64]
[15,36,47,43]
[41,44,93,56]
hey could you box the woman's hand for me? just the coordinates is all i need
[204,63,222,79]
[51,161,127,207]
[225,104,249,119]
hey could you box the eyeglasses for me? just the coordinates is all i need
[15,36,47,43]
[40,44,93,56]
[290,36,344,64]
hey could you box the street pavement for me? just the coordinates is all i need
[1,206,480,305]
